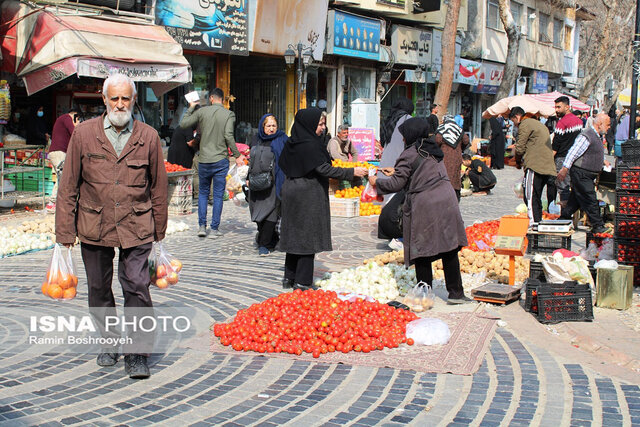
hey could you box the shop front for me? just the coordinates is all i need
[242,0,330,133]
[325,9,382,137]
[0,1,192,140]
[380,25,434,119]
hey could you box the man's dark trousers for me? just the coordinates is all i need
[560,167,604,229]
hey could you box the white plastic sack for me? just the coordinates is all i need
[593,259,619,269]
[405,318,451,345]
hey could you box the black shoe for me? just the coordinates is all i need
[96,352,119,367]
[447,295,475,305]
[293,283,319,291]
[124,354,150,379]
[282,278,294,289]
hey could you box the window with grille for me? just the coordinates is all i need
[511,2,522,31]
[526,7,536,40]
[538,13,551,43]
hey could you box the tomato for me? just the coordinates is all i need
[214,289,416,358]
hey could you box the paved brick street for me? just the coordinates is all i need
[0,167,639,426]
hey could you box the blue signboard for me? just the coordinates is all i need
[531,70,548,93]
[329,10,381,60]
[156,0,248,55]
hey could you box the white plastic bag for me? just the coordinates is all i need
[405,318,451,345]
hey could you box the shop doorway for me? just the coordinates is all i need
[231,56,286,143]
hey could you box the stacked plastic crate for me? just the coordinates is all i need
[615,140,640,286]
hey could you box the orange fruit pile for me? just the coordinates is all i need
[359,202,381,216]
[42,270,79,300]
[331,159,376,169]
[334,185,364,198]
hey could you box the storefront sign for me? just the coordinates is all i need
[348,128,376,161]
[404,69,426,83]
[250,0,327,61]
[531,70,548,93]
[454,58,481,86]
[471,62,504,94]
[428,29,462,83]
[390,25,431,66]
[156,0,248,55]
[326,10,381,60]
[77,59,191,83]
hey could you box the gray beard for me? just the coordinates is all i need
[107,109,132,128]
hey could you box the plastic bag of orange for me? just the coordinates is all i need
[148,242,182,289]
[42,244,79,300]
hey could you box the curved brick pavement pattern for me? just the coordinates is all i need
[0,167,639,426]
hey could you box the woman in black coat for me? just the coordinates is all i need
[489,116,506,169]
[167,124,197,169]
[278,108,368,290]
[26,106,49,146]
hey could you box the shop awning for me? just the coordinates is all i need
[1,2,191,95]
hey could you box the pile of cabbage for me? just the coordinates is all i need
[315,262,417,303]
[0,226,53,258]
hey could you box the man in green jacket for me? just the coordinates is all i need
[510,106,557,223]
[180,88,245,237]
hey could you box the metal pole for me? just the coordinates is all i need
[297,42,303,112]
[630,0,640,139]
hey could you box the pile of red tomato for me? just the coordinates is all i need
[619,168,640,191]
[463,220,499,251]
[213,289,418,358]
[164,161,189,172]
[618,194,640,215]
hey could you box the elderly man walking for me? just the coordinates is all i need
[557,113,611,234]
[180,88,245,238]
[510,106,557,223]
[56,74,168,379]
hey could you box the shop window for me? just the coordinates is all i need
[342,67,372,125]
[538,13,551,44]
[487,0,500,30]
[564,25,573,52]
[553,19,563,48]
[526,7,536,41]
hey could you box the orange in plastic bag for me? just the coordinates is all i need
[148,242,182,289]
[42,244,79,300]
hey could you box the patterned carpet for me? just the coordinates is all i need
[209,310,497,375]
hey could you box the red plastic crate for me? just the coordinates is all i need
[616,165,640,191]
[615,238,640,264]
[616,192,640,216]
[615,214,640,239]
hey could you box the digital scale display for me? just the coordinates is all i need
[494,235,525,251]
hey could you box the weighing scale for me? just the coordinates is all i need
[472,215,530,304]
[535,219,573,233]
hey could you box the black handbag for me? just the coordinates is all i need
[248,143,274,192]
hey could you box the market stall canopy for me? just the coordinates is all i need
[618,87,640,107]
[0,2,191,95]
[529,91,590,113]
[482,95,555,119]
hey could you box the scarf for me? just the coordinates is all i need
[380,98,414,147]
[437,114,464,148]
[256,114,288,198]
[278,108,331,178]
[399,117,444,161]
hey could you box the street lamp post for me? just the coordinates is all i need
[284,42,313,112]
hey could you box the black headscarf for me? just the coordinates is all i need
[380,97,414,147]
[278,108,331,178]
[398,117,444,161]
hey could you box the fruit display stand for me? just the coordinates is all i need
[167,170,193,215]
[1,145,46,209]
[614,161,640,286]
